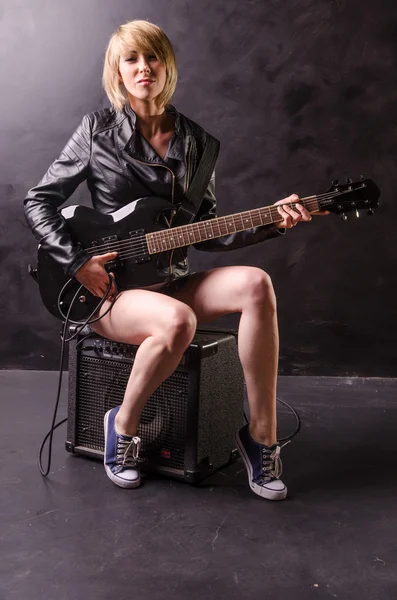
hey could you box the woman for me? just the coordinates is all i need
[24,20,317,500]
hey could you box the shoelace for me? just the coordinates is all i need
[256,440,290,484]
[116,436,141,468]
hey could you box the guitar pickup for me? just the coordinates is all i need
[101,235,121,269]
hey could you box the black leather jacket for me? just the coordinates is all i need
[24,103,284,280]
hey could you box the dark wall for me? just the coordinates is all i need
[1,0,396,374]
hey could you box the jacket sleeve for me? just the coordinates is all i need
[192,170,286,251]
[23,114,92,277]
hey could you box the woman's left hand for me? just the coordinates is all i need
[274,194,329,229]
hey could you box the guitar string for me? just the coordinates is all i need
[91,186,368,255]
[84,198,351,257]
[115,202,326,261]
[115,207,323,261]
[84,188,370,255]
[85,190,360,255]
[84,199,322,256]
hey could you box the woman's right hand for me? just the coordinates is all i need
[74,251,118,299]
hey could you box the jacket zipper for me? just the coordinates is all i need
[184,142,192,194]
[181,142,193,267]
[129,157,177,276]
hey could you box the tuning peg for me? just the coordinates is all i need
[355,210,360,218]
[332,179,339,186]
[341,213,348,221]
[367,208,375,215]
[346,178,352,184]
[361,175,365,181]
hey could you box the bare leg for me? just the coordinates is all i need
[236,287,278,446]
[171,266,278,446]
[91,289,197,435]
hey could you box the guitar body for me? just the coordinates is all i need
[37,196,175,320]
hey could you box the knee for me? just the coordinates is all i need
[163,305,197,352]
[242,268,277,313]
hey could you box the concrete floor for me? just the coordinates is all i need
[1,372,396,600]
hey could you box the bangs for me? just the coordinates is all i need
[117,23,168,64]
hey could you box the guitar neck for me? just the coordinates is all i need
[146,196,319,254]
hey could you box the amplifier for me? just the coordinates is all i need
[66,329,244,483]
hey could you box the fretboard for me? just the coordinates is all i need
[146,196,318,254]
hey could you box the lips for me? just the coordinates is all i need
[137,79,155,84]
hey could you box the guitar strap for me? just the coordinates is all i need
[173,134,220,227]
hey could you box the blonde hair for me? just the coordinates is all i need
[102,20,178,110]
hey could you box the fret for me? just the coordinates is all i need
[242,212,254,229]
[234,213,244,231]
[268,206,279,225]
[199,221,210,240]
[191,222,199,242]
[251,209,262,228]
[258,207,272,225]
[209,219,220,238]
[182,226,190,246]
[188,227,197,244]
[202,223,209,240]
[161,236,170,251]
[217,217,228,235]
[193,222,204,242]
[204,220,214,238]
[225,217,233,233]
[232,214,240,230]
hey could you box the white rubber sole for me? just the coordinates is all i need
[234,432,287,501]
[104,410,141,489]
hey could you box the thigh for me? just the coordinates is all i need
[170,266,273,323]
[90,288,195,345]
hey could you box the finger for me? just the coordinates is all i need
[276,206,288,223]
[283,205,302,225]
[284,204,301,217]
[94,283,108,298]
[276,210,290,228]
[312,210,330,215]
[294,204,312,222]
[277,208,292,228]
[98,251,118,264]
[277,205,290,218]
[89,288,101,298]
[275,194,299,206]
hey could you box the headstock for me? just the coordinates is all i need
[318,177,380,220]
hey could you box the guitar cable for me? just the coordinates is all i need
[38,275,301,476]
[243,398,301,444]
[38,274,116,476]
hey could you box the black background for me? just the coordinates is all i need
[1,0,396,374]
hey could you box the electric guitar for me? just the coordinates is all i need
[36,177,380,321]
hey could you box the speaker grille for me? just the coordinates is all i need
[76,356,189,469]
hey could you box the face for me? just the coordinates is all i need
[119,49,167,106]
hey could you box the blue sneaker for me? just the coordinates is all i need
[235,424,287,501]
[104,407,141,489]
